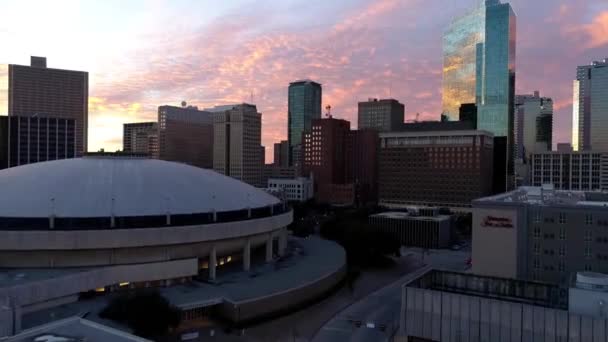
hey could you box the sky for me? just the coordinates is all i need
[0,0,606,162]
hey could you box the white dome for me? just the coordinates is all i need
[0,157,279,218]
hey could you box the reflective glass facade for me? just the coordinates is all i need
[442,0,516,138]
[573,59,608,152]
[288,80,321,166]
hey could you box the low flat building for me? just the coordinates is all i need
[267,177,313,202]
[262,164,298,187]
[379,130,494,208]
[473,185,608,285]
[400,269,608,342]
[369,210,452,249]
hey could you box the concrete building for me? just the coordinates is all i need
[267,177,314,202]
[357,98,404,132]
[158,105,213,168]
[400,269,608,342]
[212,103,263,187]
[515,91,553,161]
[530,151,604,191]
[288,80,322,167]
[273,140,289,167]
[0,115,76,169]
[123,122,158,157]
[473,186,608,285]
[379,130,494,208]
[8,57,88,155]
[369,210,452,249]
[573,58,608,151]
[262,164,298,187]
[0,156,292,336]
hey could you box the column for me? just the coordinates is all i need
[243,239,251,271]
[278,228,287,257]
[209,246,217,281]
[265,234,273,263]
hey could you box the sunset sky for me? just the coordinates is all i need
[0,0,606,162]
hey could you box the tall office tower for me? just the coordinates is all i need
[8,57,88,155]
[273,140,289,167]
[514,91,553,161]
[443,1,516,191]
[357,98,405,132]
[158,104,213,168]
[572,58,608,151]
[212,104,263,187]
[0,115,76,169]
[288,80,322,167]
[346,129,379,205]
[123,122,159,156]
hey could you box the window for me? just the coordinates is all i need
[586,214,593,225]
[585,264,592,271]
[534,211,541,223]
[559,228,566,240]
[559,212,566,224]
[533,226,541,239]
[585,246,592,259]
[585,230,593,242]
[533,258,540,270]
[534,243,540,255]
[558,261,565,272]
[559,246,566,257]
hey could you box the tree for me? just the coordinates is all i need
[100,290,181,338]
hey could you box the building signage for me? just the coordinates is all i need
[482,216,514,228]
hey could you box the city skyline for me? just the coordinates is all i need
[0,0,606,162]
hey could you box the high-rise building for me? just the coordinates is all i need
[123,122,158,157]
[443,1,516,191]
[378,130,494,208]
[158,105,214,169]
[514,91,553,161]
[288,80,322,167]
[212,103,263,187]
[273,140,289,167]
[442,0,516,137]
[530,152,606,191]
[346,129,379,205]
[7,56,88,155]
[302,118,350,204]
[572,58,608,151]
[0,115,76,169]
[357,98,404,132]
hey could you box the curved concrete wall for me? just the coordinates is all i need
[0,212,291,268]
[217,257,347,323]
[0,211,291,250]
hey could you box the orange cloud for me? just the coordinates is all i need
[567,11,608,48]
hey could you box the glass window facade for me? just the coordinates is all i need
[442,0,516,139]
[288,80,321,166]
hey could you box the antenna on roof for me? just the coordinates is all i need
[325,105,332,118]
[250,91,254,104]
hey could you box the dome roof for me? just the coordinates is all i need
[0,157,279,218]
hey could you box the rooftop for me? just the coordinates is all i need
[4,317,150,342]
[474,186,608,208]
[370,212,451,222]
[407,270,566,310]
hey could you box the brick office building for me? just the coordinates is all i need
[378,130,494,208]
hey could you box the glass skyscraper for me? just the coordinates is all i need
[572,58,608,152]
[442,0,516,138]
[288,80,322,166]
